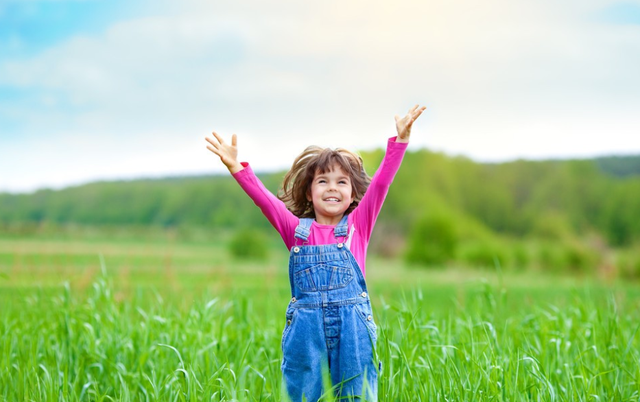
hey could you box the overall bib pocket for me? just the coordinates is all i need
[294,263,354,292]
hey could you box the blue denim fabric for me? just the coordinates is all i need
[281,215,378,401]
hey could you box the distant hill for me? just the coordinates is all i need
[1,150,640,248]
[593,155,640,177]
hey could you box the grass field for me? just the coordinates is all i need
[1,229,640,401]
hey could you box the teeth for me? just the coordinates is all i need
[325,198,339,202]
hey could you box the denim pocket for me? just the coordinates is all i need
[355,303,377,342]
[294,264,354,292]
[281,307,297,350]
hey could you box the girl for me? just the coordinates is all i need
[205,105,426,401]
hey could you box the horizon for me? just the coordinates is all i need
[2,146,638,196]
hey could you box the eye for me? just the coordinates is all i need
[317,179,326,184]
[339,180,347,184]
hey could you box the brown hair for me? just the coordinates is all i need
[278,146,372,218]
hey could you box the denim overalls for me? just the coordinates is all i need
[281,215,378,401]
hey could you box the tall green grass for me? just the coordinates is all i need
[2,263,639,401]
[377,285,640,400]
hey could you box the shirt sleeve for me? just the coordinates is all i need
[232,162,298,248]
[350,137,408,242]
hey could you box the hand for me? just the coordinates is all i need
[205,131,243,174]
[395,104,426,143]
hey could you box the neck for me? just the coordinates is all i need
[315,215,344,226]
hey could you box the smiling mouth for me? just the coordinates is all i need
[324,198,340,202]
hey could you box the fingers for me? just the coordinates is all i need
[408,105,426,123]
[211,131,224,144]
[404,105,426,121]
[206,145,221,157]
[398,105,425,124]
[207,131,237,148]
[206,130,238,166]
[396,104,426,137]
[413,106,426,119]
[205,136,218,148]
[409,105,426,115]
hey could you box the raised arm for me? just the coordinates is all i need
[351,105,426,240]
[205,131,244,174]
[205,130,298,247]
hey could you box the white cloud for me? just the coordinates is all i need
[1,0,640,192]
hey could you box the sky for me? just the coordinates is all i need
[1,0,640,193]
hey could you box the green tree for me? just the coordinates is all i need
[405,212,458,267]
[228,228,269,260]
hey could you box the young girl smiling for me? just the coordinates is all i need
[206,104,425,401]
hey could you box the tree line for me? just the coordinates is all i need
[1,151,639,274]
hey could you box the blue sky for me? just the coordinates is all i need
[1,0,640,193]
[1,1,126,57]
[601,2,640,24]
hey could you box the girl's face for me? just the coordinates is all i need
[307,165,355,226]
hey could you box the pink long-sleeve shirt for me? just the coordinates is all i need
[232,137,408,276]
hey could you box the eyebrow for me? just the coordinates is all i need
[315,174,350,180]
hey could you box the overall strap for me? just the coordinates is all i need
[294,218,314,242]
[334,214,349,238]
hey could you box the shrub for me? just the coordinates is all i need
[536,242,568,272]
[531,211,574,242]
[535,241,599,273]
[458,240,508,270]
[616,250,640,279]
[563,242,599,273]
[405,213,458,267]
[509,242,531,271]
[228,228,269,260]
